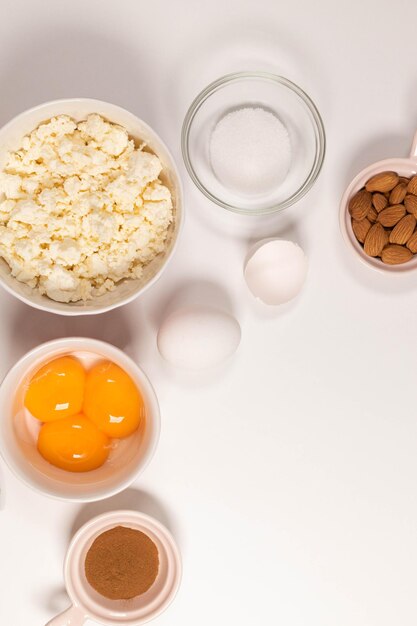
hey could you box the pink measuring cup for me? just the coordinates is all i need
[45,510,181,626]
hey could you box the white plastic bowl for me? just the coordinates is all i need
[0,99,183,315]
[0,337,160,502]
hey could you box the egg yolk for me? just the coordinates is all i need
[83,361,144,438]
[37,414,110,472]
[25,356,86,422]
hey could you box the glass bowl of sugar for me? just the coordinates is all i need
[182,72,326,215]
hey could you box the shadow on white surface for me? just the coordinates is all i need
[183,172,311,242]
[342,131,416,187]
[148,278,236,331]
[165,15,327,124]
[156,350,239,388]
[250,218,305,247]
[336,249,417,296]
[245,292,304,320]
[6,302,134,369]
[0,461,4,510]
[69,488,180,546]
[0,25,158,127]
[40,585,71,620]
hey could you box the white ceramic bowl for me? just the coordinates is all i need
[0,338,160,501]
[46,510,181,626]
[0,99,183,314]
[340,131,417,273]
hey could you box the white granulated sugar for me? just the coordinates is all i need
[209,107,291,195]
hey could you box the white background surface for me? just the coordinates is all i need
[0,0,417,624]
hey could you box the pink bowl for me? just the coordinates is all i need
[45,510,182,626]
[340,131,417,273]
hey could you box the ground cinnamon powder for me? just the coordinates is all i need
[85,526,159,600]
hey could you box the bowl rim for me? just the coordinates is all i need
[339,156,417,274]
[181,71,326,215]
[0,337,161,502]
[0,98,184,316]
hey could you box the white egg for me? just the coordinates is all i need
[157,307,241,370]
[244,239,308,305]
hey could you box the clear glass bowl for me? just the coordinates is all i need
[182,71,326,215]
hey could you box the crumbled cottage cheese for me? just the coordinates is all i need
[0,114,173,302]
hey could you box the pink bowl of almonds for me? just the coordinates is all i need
[340,133,417,272]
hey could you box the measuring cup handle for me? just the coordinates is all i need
[45,605,86,626]
[410,130,417,158]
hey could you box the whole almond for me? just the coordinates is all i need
[389,214,416,244]
[372,193,388,212]
[399,176,411,185]
[367,206,378,223]
[381,244,413,265]
[406,230,417,253]
[377,204,406,227]
[404,194,417,217]
[407,175,417,195]
[364,223,389,257]
[348,189,372,220]
[389,183,407,204]
[352,218,371,243]
[365,171,399,193]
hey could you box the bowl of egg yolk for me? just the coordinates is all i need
[0,337,160,501]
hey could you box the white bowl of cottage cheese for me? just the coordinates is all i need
[0,99,183,315]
